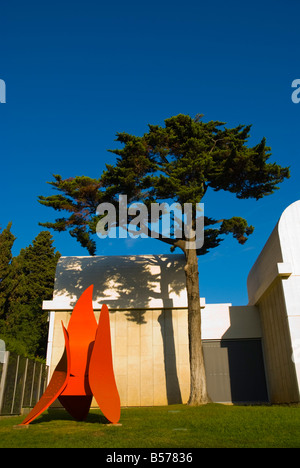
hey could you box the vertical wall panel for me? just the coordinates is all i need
[258,279,299,403]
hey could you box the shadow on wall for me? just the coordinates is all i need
[221,307,268,403]
[53,255,185,317]
[203,306,269,404]
[52,254,186,404]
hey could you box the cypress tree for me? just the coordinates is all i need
[4,231,60,357]
[0,222,16,321]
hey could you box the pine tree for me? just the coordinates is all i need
[4,231,60,357]
[38,114,290,403]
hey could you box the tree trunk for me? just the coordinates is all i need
[184,247,210,405]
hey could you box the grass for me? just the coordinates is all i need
[0,404,299,448]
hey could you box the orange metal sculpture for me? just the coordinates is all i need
[20,285,121,425]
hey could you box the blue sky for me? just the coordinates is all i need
[0,0,299,305]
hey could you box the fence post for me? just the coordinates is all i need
[10,355,20,414]
[20,358,29,412]
[36,363,43,401]
[29,361,36,407]
[0,351,10,415]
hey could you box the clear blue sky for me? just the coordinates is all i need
[0,0,299,305]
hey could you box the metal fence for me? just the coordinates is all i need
[0,351,48,416]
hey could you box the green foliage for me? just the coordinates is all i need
[0,229,60,358]
[39,175,103,255]
[0,223,16,318]
[220,217,255,245]
[38,114,290,255]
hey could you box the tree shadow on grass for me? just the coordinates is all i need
[29,409,110,425]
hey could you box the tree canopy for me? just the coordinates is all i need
[0,229,60,357]
[39,114,290,255]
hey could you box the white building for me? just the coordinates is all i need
[44,201,300,406]
[247,200,300,403]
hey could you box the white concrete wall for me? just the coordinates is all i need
[247,201,300,403]
[45,296,262,406]
[202,304,262,340]
[46,254,188,311]
[47,307,191,406]
[45,254,191,406]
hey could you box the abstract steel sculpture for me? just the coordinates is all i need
[20,285,121,425]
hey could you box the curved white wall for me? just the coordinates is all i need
[247,201,300,403]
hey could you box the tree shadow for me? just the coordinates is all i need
[51,254,186,404]
[53,254,185,314]
[29,409,110,425]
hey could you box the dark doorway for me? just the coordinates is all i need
[203,339,269,403]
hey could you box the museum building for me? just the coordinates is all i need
[43,201,300,406]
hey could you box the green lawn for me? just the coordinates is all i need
[0,404,299,448]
